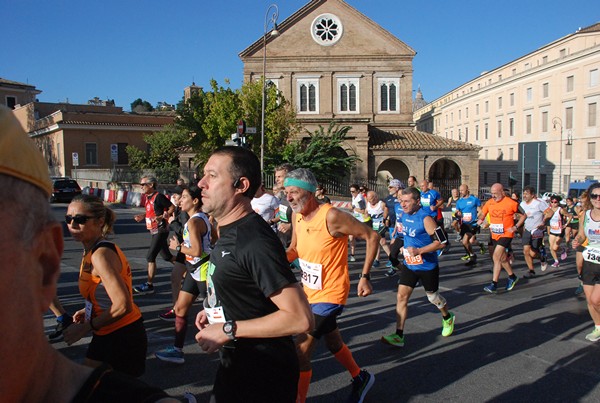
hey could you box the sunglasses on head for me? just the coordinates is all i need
[65,215,94,225]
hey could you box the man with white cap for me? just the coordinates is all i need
[0,107,175,402]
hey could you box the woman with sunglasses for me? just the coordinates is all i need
[574,192,592,295]
[543,196,572,268]
[155,186,212,364]
[573,183,600,341]
[63,195,147,377]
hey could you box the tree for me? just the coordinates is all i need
[126,124,188,183]
[131,98,154,113]
[281,122,361,182]
[238,78,300,170]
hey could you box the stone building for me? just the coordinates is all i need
[239,0,479,194]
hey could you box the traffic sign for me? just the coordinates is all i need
[72,152,79,167]
[110,144,118,162]
[237,119,246,135]
[246,127,257,134]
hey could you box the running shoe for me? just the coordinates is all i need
[560,247,568,261]
[372,259,380,268]
[385,261,393,268]
[48,315,73,341]
[437,249,444,257]
[455,234,462,242]
[155,346,185,364]
[483,283,497,294]
[442,312,455,337]
[465,258,477,267]
[524,271,536,279]
[575,283,584,295]
[541,260,548,272]
[347,369,375,403]
[506,276,519,291]
[585,328,600,342]
[133,282,154,295]
[479,243,487,255]
[460,254,471,261]
[384,267,398,277]
[349,255,356,262]
[381,333,405,347]
[551,261,560,268]
[159,308,176,322]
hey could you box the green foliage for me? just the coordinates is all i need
[130,98,154,113]
[174,78,298,169]
[281,122,361,181]
[126,124,188,183]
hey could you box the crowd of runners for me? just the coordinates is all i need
[4,100,596,402]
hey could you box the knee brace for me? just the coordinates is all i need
[427,291,447,309]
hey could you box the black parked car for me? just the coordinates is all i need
[50,178,82,202]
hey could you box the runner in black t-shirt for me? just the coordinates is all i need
[194,147,312,403]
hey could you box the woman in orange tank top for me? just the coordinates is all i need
[63,195,147,377]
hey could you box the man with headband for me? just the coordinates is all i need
[284,168,379,403]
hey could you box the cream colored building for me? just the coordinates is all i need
[0,78,40,109]
[12,101,174,186]
[240,0,479,194]
[414,23,600,195]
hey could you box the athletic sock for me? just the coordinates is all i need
[297,370,312,403]
[333,344,361,378]
[492,281,498,287]
[443,313,451,321]
[395,328,404,338]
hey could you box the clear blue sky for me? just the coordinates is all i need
[3,0,598,110]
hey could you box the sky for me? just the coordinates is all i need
[3,0,598,111]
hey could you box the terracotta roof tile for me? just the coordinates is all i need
[369,127,481,151]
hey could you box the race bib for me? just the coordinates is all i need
[490,223,504,234]
[583,246,600,264]
[420,197,431,207]
[463,212,472,222]
[531,229,544,239]
[299,259,323,290]
[403,248,424,266]
[372,217,384,230]
[203,299,226,324]
[278,203,289,223]
[352,212,370,223]
[85,300,93,322]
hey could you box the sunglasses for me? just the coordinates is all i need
[65,215,94,225]
[550,200,559,204]
[140,183,150,187]
[590,193,600,200]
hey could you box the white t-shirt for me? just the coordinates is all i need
[520,198,548,232]
[251,193,279,229]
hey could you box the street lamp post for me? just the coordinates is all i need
[260,4,279,173]
[567,129,573,185]
[552,117,563,194]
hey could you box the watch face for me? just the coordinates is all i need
[224,323,233,333]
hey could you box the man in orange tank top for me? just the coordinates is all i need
[285,168,380,403]
[477,183,527,294]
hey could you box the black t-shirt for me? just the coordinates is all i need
[208,212,297,322]
[152,192,171,215]
[71,364,170,403]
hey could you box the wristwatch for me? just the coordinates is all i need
[223,320,237,340]
[175,245,182,253]
[359,273,371,280]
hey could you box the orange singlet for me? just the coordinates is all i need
[294,203,350,305]
[481,196,519,240]
[79,241,142,336]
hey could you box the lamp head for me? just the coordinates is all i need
[271,23,279,37]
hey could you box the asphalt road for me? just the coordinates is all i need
[47,203,600,402]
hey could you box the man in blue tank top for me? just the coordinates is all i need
[381,187,455,348]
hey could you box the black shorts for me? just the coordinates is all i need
[212,338,298,403]
[180,268,207,299]
[581,260,600,286]
[398,265,440,292]
[491,237,513,249]
[87,317,147,377]
[459,223,480,237]
[522,229,544,251]
[146,231,172,263]
[310,308,343,339]
[568,222,580,230]
[549,231,565,239]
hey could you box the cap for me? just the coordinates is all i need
[388,179,404,189]
[0,107,52,197]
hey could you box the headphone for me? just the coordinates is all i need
[233,178,242,188]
